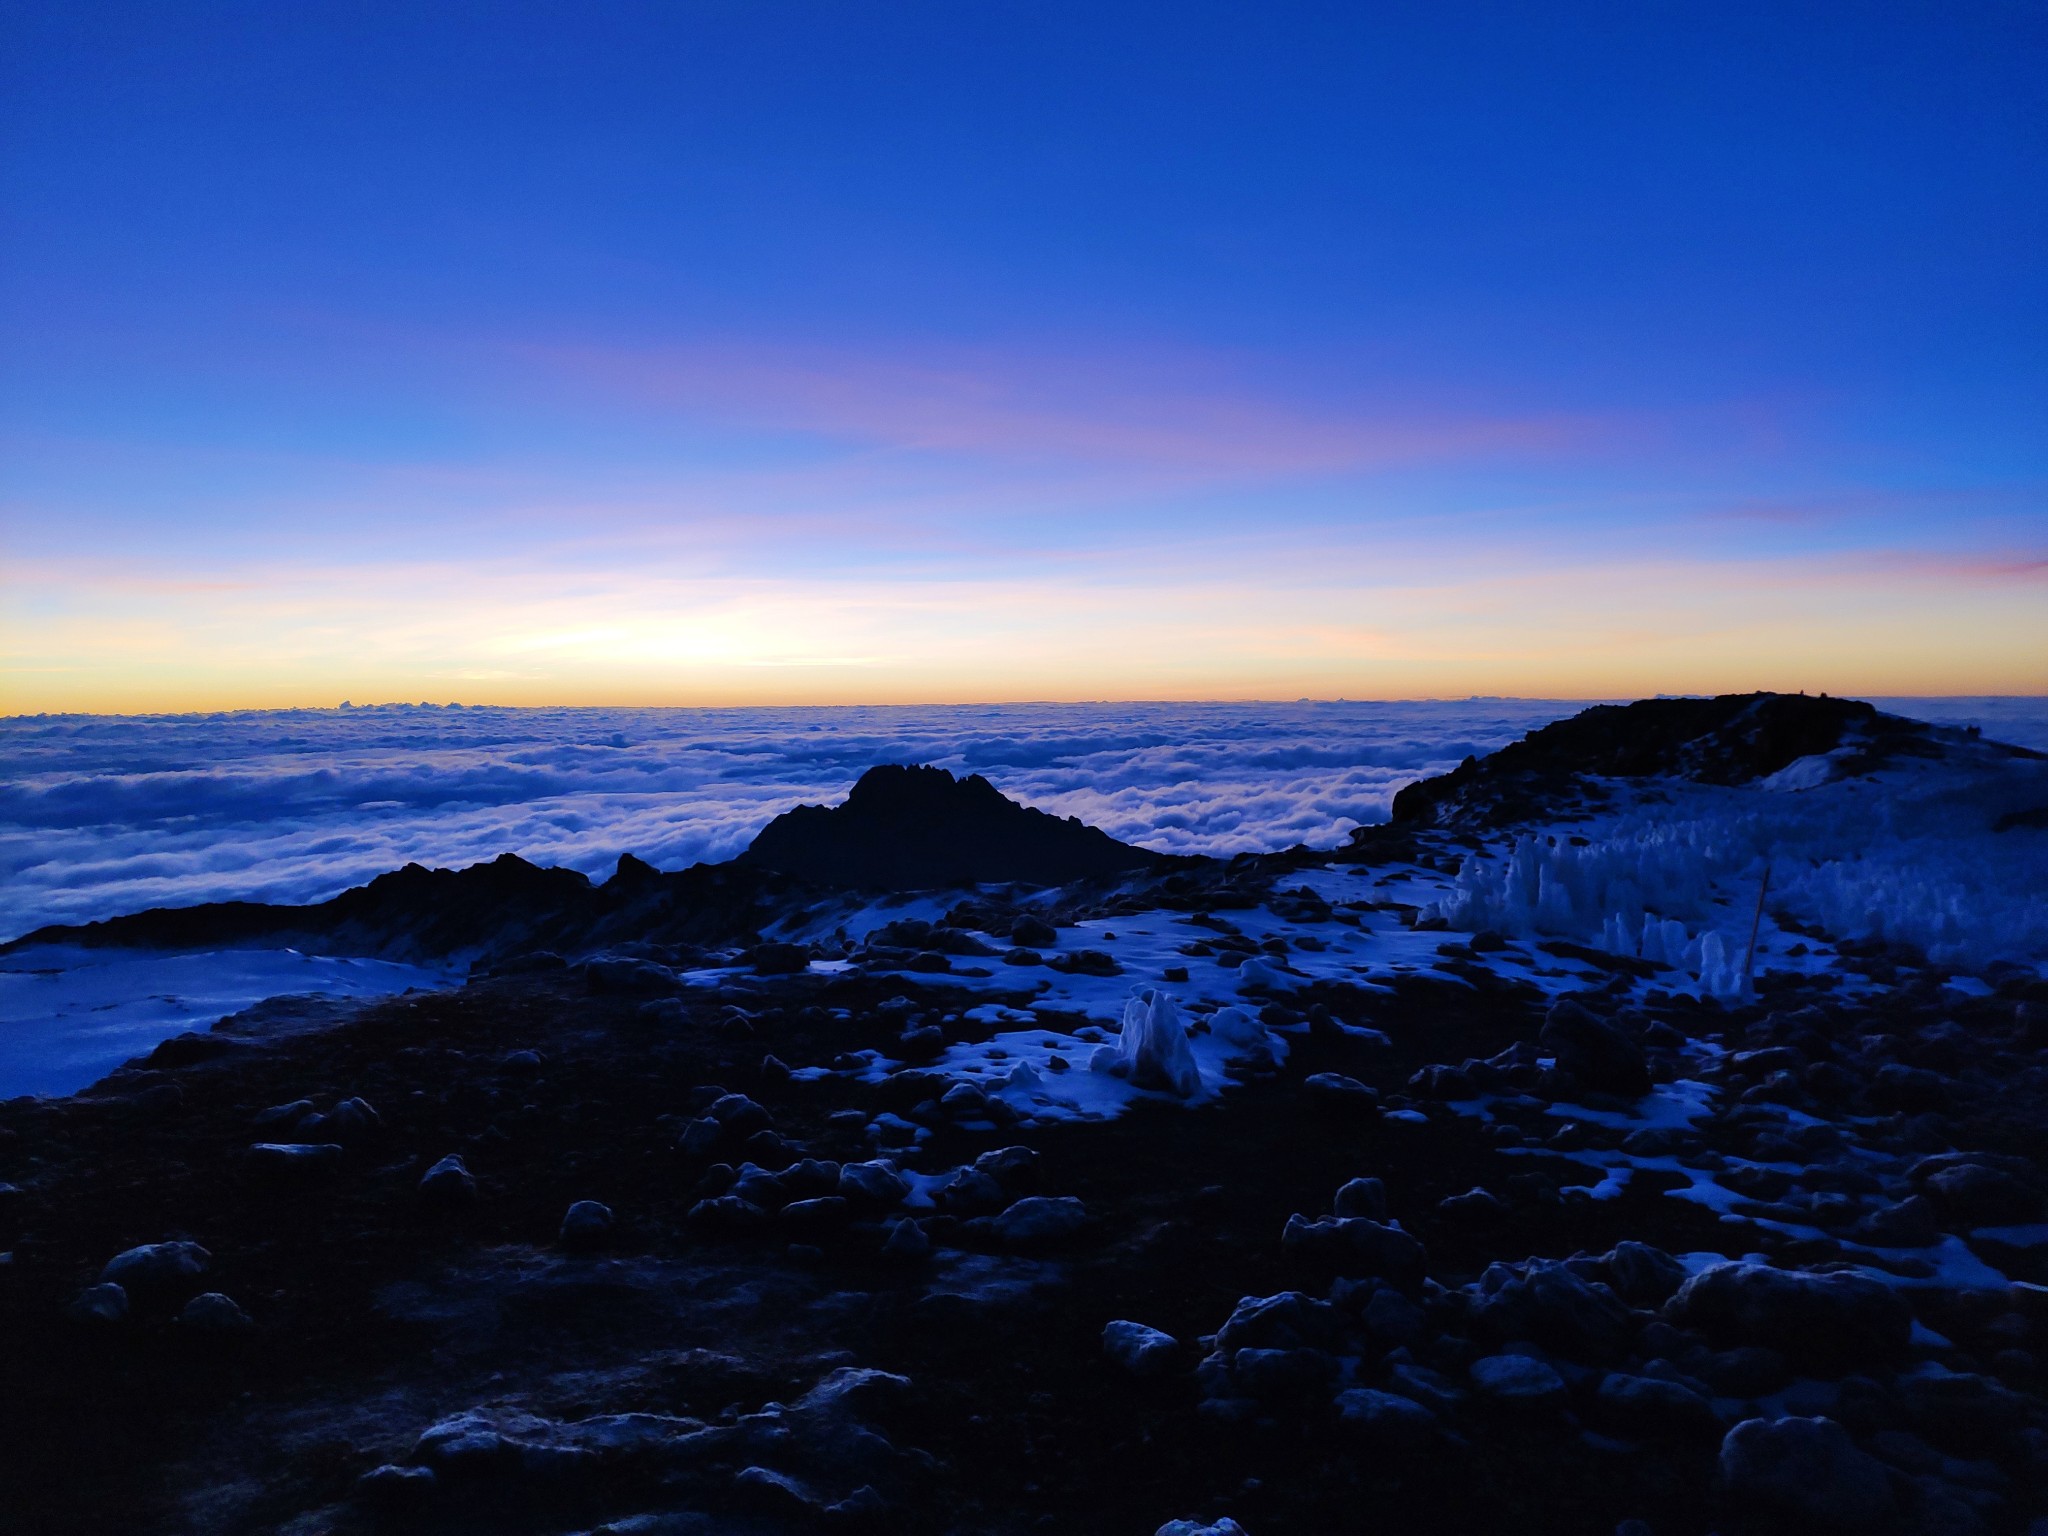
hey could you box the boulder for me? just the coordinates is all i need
[1593,1372,1718,1436]
[1010,915,1058,948]
[1333,1387,1437,1449]
[1475,1259,1631,1359]
[1103,1320,1180,1378]
[1667,1263,1910,1370]
[1215,1292,1341,1354]
[251,1098,314,1131]
[838,1160,911,1207]
[1718,1416,1895,1529]
[246,1141,345,1184]
[418,1155,477,1206]
[1437,1187,1505,1223]
[1362,1287,1426,1344]
[976,1196,1088,1249]
[972,1145,1041,1193]
[178,1292,253,1331]
[1469,1353,1567,1407]
[1601,1241,1689,1307]
[781,1196,850,1230]
[934,1167,1007,1216]
[687,1195,769,1230]
[67,1282,129,1325]
[1854,1195,1942,1247]
[705,1093,774,1140]
[747,941,810,975]
[1333,1177,1388,1220]
[300,1096,380,1143]
[1407,1064,1477,1100]
[558,1200,614,1252]
[355,1463,437,1508]
[880,1217,930,1261]
[1539,1000,1650,1097]
[1280,1216,1425,1286]
[1305,1073,1381,1113]
[1232,1346,1335,1399]
[1924,1163,2042,1225]
[99,1240,210,1297]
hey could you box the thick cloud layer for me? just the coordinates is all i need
[3,697,2040,943]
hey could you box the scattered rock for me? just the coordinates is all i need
[1924,1163,2042,1225]
[67,1282,129,1325]
[973,1144,1041,1193]
[1281,1215,1426,1286]
[1333,1387,1437,1448]
[1304,1073,1381,1113]
[1718,1415,1895,1530]
[1540,1001,1651,1097]
[1667,1262,1910,1370]
[100,1240,210,1297]
[300,1096,380,1142]
[688,1195,769,1230]
[974,1196,1089,1249]
[1475,1258,1634,1364]
[747,941,811,975]
[1010,915,1058,948]
[246,1141,345,1184]
[1470,1353,1568,1408]
[838,1160,910,1208]
[1333,1177,1388,1220]
[1593,1372,1717,1436]
[881,1217,930,1261]
[178,1291,253,1331]
[418,1155,478,1206]
[559,1200,614,1251]
[1438,1187,1505,1223]
[1103,1320,1180,1377]
[251,1098,314,1131]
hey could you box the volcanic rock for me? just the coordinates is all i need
[739,764,1159,889]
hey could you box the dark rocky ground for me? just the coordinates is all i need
[3,697,2046,1536]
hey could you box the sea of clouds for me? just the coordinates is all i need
[3,697,2043,944]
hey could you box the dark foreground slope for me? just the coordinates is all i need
[740,764,1161,889]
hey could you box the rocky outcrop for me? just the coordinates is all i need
[740,763,1160,889]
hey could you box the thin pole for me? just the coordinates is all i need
[1743,861,1772,990]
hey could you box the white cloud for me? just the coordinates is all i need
[2,697,2041,942]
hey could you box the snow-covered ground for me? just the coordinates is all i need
[0,946,457,1098]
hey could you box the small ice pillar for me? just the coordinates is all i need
[1117,987,1202,1097]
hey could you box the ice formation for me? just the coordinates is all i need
[1424,747,2048,991]
[1113,987,1202,1097]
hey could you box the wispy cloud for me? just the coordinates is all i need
[509,335,1614,476]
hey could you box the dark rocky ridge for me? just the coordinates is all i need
[3,764,1162,964]
[739,763,1162,890]
[1,852,790,967]
[1389,691,2036,831]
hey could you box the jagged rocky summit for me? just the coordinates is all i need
[1389,690,2039,830]
[738,763,1160,890]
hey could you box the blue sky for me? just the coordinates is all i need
[2,1,2043,708]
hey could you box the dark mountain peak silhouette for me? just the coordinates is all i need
[739,763,1160,889]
